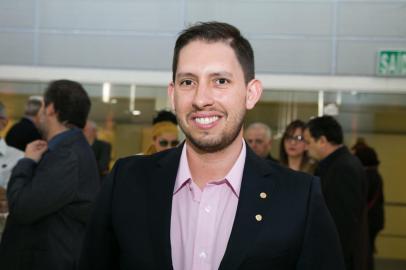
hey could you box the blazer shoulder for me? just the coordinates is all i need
[269,160,314,180]
[111,149,173,175]
[266,161,317,193]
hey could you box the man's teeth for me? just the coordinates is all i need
[195,116,219,125]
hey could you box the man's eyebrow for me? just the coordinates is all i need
[210,72,233,78]
[176,73,196,80]
[176,71,234,79]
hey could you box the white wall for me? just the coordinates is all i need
[0,0,405,76]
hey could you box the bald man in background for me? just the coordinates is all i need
[6,96,43,151]
[244,122,278,163]
[83,121,112,179]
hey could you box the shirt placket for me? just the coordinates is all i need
[192,184,220,270]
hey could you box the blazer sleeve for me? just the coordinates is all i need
[7,149,79,224]
[296,177,346,270]
[79,159,121,270]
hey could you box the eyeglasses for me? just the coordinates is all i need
[158,139,179,147]
[285,135,304,143]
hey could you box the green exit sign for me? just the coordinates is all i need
[377,50,406,76]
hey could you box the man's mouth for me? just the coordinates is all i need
[194,116,219,125]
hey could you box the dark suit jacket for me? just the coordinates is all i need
[5,117,42,151]
[265,154,279,163]
[91,139,112,177]
[0,129,100,270]
[315,146,368,270]
[79,144,345,270]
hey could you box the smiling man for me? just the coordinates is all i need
[79,22,345,270]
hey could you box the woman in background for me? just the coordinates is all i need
[352,141,385,270]
[145,110,179,155]
[279,120,316,174]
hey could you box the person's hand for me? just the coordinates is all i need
[25,140,48,162]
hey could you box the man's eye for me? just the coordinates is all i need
[180,80,193,86]
[215,78,229,85]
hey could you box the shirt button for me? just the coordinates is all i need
[199,251,207,260]
[204,205,211,213]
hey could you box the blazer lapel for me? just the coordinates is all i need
[219,148,275,270]
[147,145,183,270]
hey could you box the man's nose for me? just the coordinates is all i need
[192,82,214,109]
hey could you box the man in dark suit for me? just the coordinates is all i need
[0,80,100,270]
[83,121,112,178]
[304,116,368,270]
[5,96,43,151]
[79,22,345,270]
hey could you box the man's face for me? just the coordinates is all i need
[38,103,51,140]
[83,122,97,144]
[245,127,271,158]
[0,116,8,132]
[303,129,322,161]
[168,40,261,153]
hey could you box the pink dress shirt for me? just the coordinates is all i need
[170,141,246,270]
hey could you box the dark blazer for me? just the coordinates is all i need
[91,139,112,177]
[5,117,42,151]
[265,154,279,163]
[0,129,100,270]
[79,143,345,270]
[315,146,368,270]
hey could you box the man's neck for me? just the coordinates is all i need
[321,144,343,160]
[186,133,244,189]
[87,137,95,145]
[46,124,69,141]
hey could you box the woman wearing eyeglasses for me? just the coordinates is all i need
[145,110,179,155]
[279,120,317,174]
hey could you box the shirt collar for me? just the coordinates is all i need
[173,139,246,197]
[0,139,7,156]
[47,128,78,151]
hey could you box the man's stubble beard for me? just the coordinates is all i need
[177,110,246,153]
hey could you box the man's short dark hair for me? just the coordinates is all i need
[172,21,254,84]
[306,116,343,145]
[44,80,91,129]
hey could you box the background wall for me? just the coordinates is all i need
[0,0,405,76]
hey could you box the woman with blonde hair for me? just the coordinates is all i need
[145,110,179,155]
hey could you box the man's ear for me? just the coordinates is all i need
[319,135,328,146]
[45,103,56,116]
[167,82,175,112]
[246,79,263,110]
